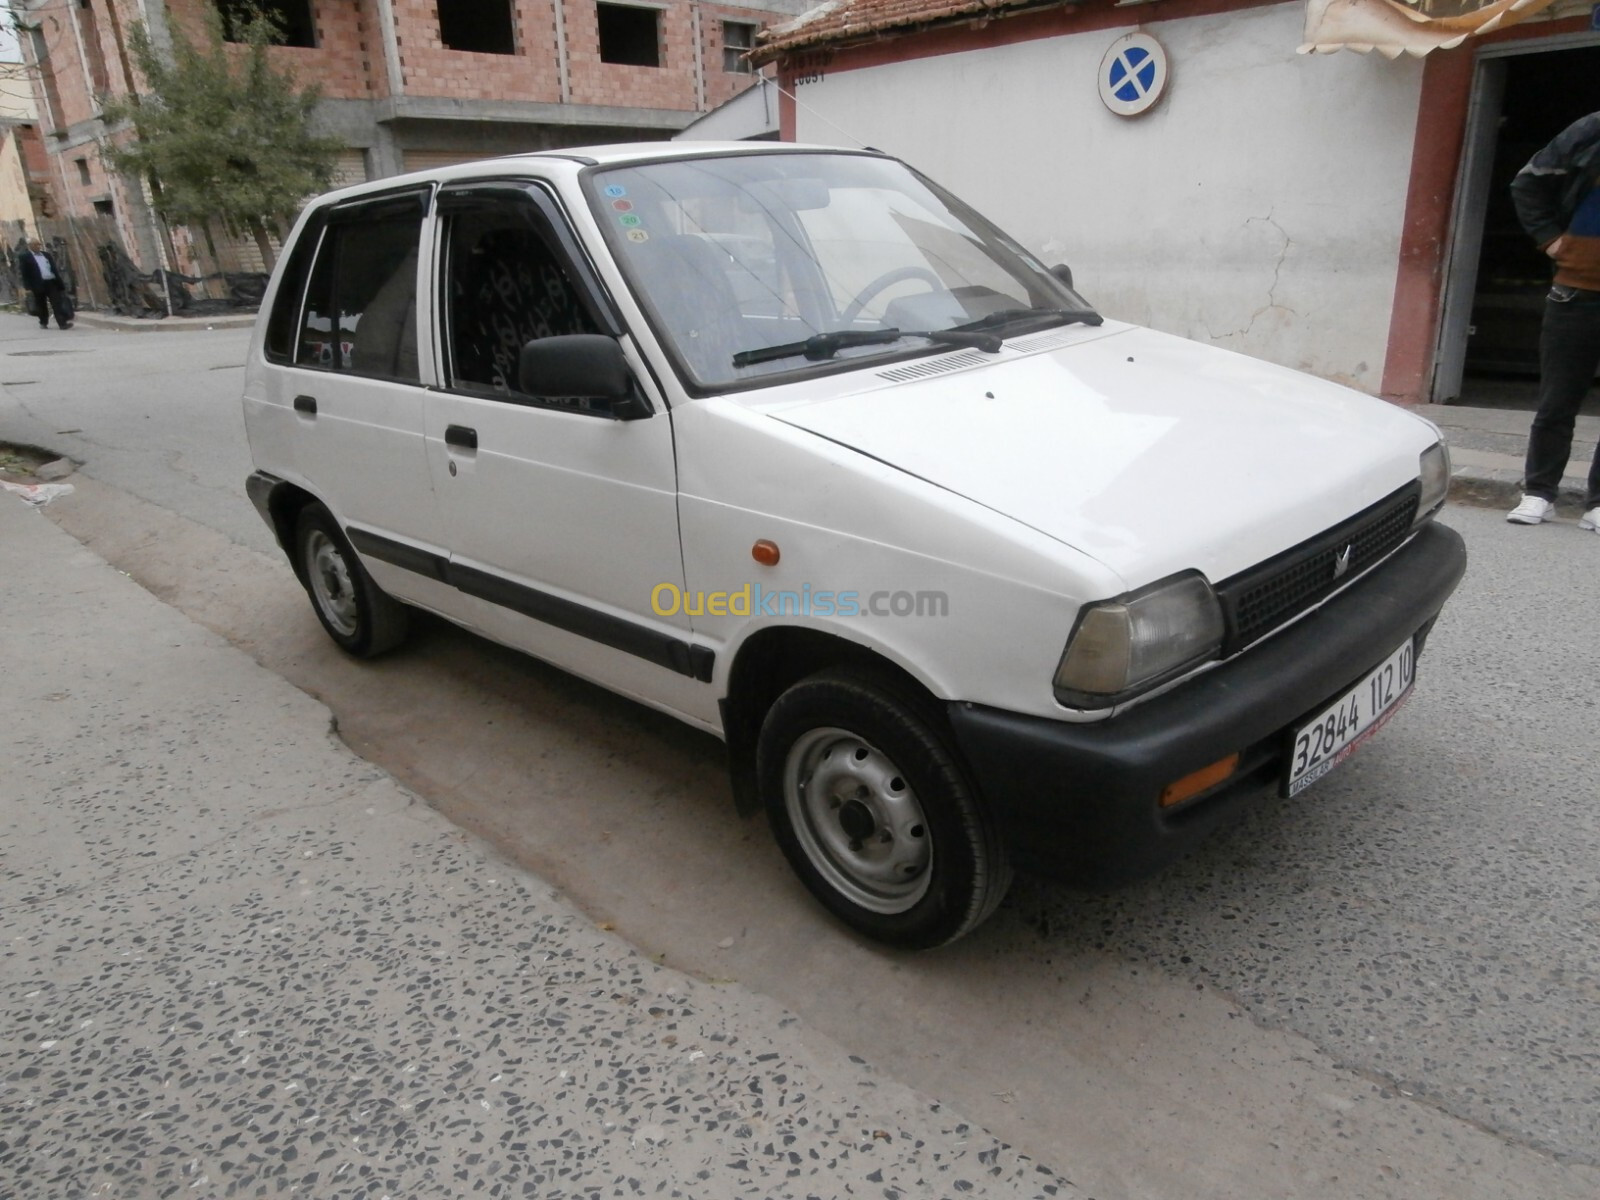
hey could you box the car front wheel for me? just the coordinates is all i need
[757,666,1012,949]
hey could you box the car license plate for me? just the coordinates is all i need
[1284,638,1415,797]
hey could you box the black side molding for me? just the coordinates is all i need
[346,525,713,682]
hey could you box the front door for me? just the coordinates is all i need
[421,181,707,719]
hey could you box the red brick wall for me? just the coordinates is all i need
[387,1,557,103]
[564,1,695,111]
[161,1,378,102]
[700,3,775,109]
[40,1,791,122]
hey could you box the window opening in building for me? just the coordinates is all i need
[597,4,661,68]
[216,1,317,49]
[723,22,756,73]
[437,0,516,54]
[93,200,114,218]
[78,0,112,94]
[75,157,92,186]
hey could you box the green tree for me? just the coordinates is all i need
[100,4,341,270]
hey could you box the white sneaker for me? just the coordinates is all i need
[1580,507,1600,532]
[1507,494,1554,525]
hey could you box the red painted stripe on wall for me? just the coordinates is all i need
[1383,14,1595,405]
[1381,49,1475,406]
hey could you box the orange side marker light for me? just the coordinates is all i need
[1160,753,1240,809]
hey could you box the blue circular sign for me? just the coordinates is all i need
[1099,34,1169,118]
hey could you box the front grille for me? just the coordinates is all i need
[1215,482,1420,656]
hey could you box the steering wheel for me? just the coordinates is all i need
[839,266,944,325]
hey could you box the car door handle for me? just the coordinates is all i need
[293,394,317,415]
[445,424,478,450]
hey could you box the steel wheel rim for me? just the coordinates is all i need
[305,529,359,638]
[783,726,932,914]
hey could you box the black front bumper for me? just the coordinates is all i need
[947,521,1467,887]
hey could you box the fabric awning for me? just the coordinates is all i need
[1300,0,1559,58]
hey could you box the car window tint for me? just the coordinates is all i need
[295,209,423,383]
[442,196,599,401]
[264,211,325,363]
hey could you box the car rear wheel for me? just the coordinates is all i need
[295,502,409,657]
[757,666,1012,949]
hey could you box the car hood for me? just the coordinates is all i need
[765,324,1437,589]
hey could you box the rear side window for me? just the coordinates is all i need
[293,191,428,384]
[263,210,326,364]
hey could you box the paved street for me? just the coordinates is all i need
[1,399,1068,1200]
[4,313,1600,1198]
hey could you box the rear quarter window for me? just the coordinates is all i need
[263,209,327,364]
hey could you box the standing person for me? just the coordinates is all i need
[17,238,74,330]
[1506,111,1600,531]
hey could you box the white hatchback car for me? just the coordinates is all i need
[242,142,1466,948]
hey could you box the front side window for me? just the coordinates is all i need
[585,152,1095,391]
[294,197,425,383]
[439,192,602,405]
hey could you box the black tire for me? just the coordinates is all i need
[756,666,1012,949]
[294,502,409,658]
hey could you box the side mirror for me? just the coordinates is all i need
[1049,263,1075,291]
[518,334,652,420]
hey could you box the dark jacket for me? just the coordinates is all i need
[17,248,63,292]
[1510,111,1600,248]
[1511,111,1600,292]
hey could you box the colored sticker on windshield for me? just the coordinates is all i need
[626,229,649,243]
[619,214,641,228]
[611,199,634,213]
[603,185,627,198]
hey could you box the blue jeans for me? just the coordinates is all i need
[1523,287,1600,508]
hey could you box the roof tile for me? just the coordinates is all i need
[751,0,1073,64]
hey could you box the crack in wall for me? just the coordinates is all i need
[1203,211,1299,344]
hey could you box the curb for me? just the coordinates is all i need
[1448,469,1588,512]
[70,312,258,333]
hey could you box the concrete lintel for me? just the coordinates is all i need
[372,96,697,131]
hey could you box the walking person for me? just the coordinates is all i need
[1505,110,1600,531]
[17,237,74,331]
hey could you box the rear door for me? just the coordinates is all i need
[260,187,448,577]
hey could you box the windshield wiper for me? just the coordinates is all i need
[733,329,905,368]
[732,327,1004,369]
[951,306,1103,333]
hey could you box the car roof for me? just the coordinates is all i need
[307,142,883,209]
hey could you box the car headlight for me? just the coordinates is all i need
[1416,441,1450,525]
[1054,571,1225,708]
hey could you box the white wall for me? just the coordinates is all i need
[792,3,1424,392]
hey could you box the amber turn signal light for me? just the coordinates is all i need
[752,539,780,566]
[1159,753,1239,809]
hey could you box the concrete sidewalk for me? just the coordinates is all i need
[0,492,1071,1199]
[1429,401,1598,511]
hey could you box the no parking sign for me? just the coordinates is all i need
[1099,33,1169,118]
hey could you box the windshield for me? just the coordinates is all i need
[585,152,1097,391]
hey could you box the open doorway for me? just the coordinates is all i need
[1437,40,1600,408]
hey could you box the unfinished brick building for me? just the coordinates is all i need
[15,0,802,281]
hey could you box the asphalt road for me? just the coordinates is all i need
[4,314,1598,1196]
